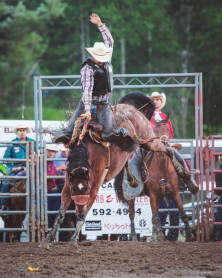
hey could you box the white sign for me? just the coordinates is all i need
[82,180,153,236]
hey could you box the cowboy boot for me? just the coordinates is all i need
[52,101,85,144]
[172,149,199,194]
[97,103,136,152]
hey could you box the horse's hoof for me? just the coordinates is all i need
[71,239,79,247]
[186,235,194,242]
[131,235,137,241]
[39,239,51,249]
[157,234,165,241]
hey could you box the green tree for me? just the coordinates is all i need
[0,0,66,119]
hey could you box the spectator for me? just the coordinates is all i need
[46,144,59,229]
[1,125,35,208]
[150,92,179,241]
[54,144,68,195]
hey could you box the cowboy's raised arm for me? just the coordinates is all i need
[90,13,114,49]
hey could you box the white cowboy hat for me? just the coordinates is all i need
[14,125,30,135]
[58,144,67,152]
[150,92,166,110]
[46,144,58,152]
[86,42,112,63]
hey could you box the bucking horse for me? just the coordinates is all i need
[40,93,170,248]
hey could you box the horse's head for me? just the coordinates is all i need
[153,113,170,140]
[67,142,91,206]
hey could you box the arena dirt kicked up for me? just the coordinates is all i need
[0,241,222,278]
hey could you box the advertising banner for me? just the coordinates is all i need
[82,180,153,236]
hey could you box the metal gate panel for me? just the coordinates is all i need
[0,141,35,242]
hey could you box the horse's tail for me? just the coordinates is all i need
[114,169,128,204]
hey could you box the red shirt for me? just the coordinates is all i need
[47,161,58,191]
[150,111,174,139]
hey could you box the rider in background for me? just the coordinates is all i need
[1,125,35,208]
[53,13,128,147]
[150,92,173,139]
[150,91,180,241]
[150,91,198,194]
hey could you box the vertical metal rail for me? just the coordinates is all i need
[34,76,41,241]
[25,142,30,242]
[190,140,196,228]
[195,74,201,241]
[211,137,215,223]
[211,136,222,230]
[43,142,48,233]
[30,142,36,242]
[203,137,211,241]
[198,73,205,242]
[39,77,45,241]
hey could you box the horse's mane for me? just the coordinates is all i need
[118,92,155,120]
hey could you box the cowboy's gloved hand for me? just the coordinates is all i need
[83,109,91,120]
[90,13,102,27]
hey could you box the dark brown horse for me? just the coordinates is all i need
[41,103,167,247]
[1,180,26,242]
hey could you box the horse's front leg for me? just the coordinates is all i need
[70,194,95,244]
[9,232,14,243]
[149,191,164,242]
[70,204,87,245]
[39,185,71,248]
[173,192,193,241]
[128,199,137,241]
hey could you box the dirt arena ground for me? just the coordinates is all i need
[0,241,222,278]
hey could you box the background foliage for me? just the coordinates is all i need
[0,0,221,138]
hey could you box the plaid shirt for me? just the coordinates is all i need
[81,24,114,111]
